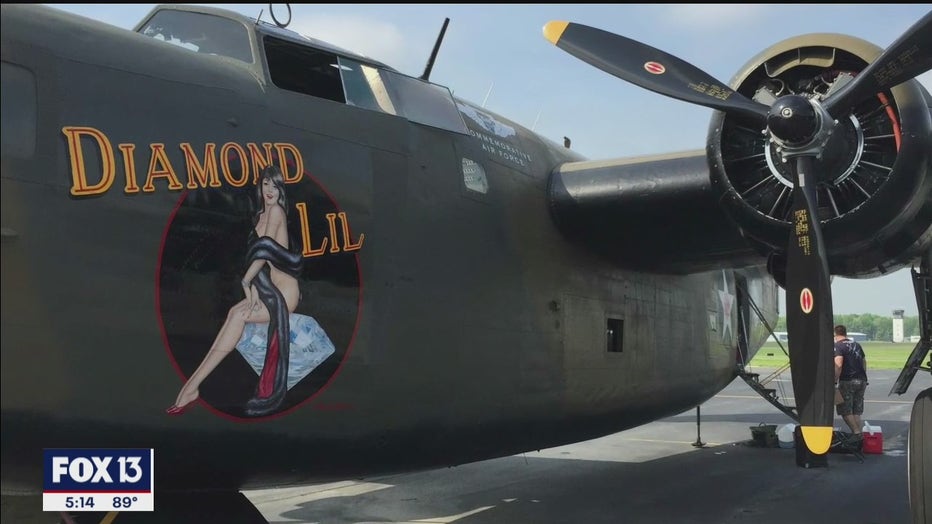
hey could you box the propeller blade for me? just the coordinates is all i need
[823,10,932,118]
[542,21,769,123]
[784,155,836,455]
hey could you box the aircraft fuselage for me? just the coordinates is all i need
[0,4,777,494]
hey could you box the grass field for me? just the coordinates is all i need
[749,341,916,370]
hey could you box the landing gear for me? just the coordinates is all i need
[899,253,932,524]
[890,251,931,396]
[58,492,268,524]
[909,388,931,524]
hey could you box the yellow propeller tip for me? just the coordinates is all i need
[801,426,834,455]
[543,21,569,44]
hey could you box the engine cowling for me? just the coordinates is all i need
[707,34,932,283]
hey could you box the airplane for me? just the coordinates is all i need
[1,3,930,523]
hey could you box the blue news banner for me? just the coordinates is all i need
[43,449,154,512]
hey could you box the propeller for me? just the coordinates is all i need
[542,21,769,123]
[822,10,932,120]
[544,14,932,455]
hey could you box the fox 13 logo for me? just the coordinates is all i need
[43,449,154,512]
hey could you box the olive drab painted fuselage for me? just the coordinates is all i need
[0,4,779,493]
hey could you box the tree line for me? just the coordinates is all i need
[773,314,921,341]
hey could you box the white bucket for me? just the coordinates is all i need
[777,423,797,448]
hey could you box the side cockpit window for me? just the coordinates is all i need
[338,58,398,115]
[137,10,253,64]
[383,73,468,134]
[264,36,345,103]
[262,35,467,134]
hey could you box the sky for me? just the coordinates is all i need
[43,4,931,316]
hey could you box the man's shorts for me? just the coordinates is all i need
[836,379,867,416]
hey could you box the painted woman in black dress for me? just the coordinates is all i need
[167,165,302,417]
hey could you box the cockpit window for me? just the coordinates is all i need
[137,10,253,64]
[383,73,468,134]
[264,36,346,103]
[338,58,397,115]
[262,34,467,134]
[337,57,468,135]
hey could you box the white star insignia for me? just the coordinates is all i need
[718,271,734,342]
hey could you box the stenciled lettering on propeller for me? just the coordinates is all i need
[61,126,364,420]
[687,81,733,102]
[794,209,812,257]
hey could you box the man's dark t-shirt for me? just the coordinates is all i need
[834,338,867,381]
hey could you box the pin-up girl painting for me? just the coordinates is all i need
[165,165,337,418]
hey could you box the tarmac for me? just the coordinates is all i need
[3,369,928,523]
[245,368,931,524]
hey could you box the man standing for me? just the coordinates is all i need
[834,325,868,438]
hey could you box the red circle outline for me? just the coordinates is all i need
[155,165,363,423]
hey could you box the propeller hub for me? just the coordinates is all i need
[764,113,863,190]
[767,95,819,146]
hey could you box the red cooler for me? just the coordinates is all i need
[862,423,883,454]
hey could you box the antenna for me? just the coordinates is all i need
[420,18,450,81]
[531,109,542,131]
[481,82,494,108]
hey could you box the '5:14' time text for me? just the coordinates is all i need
[65,496,95,509]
